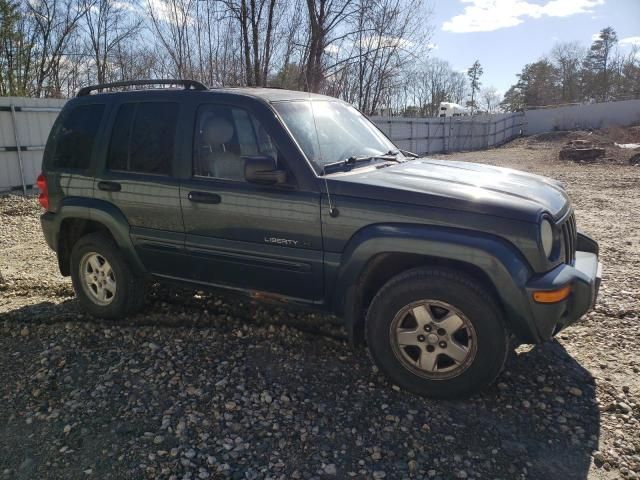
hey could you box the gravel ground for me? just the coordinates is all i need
[1,138,639,480]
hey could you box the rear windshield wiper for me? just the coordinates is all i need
[321,153,402,175]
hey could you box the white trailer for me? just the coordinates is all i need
[438,102,469,118]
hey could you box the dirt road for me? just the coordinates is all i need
[1,138,639,480]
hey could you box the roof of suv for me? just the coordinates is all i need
[76,79,338,103]
[212,87,336,103]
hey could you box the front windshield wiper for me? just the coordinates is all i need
[394,148,420,158]
[385,148,420,159]
[321,152,403,175]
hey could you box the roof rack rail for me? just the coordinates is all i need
[76,79,208,97]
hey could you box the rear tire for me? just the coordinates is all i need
[366,267,508,399]
[70,233,146,319]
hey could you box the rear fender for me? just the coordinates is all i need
[54,197,146,275]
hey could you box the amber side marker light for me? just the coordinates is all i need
[533,285,571,303]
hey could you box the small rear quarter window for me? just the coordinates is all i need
[45,104,105,170]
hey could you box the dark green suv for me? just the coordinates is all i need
[38,79,602,398]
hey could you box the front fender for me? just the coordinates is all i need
[332,223,542,344]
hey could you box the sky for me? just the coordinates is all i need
[429,0,640,93]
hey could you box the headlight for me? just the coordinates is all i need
[540,219,554,258]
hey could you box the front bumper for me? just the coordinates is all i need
[525,250,602,341]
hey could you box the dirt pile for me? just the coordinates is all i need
[559,139,606,162]
[523,125,640,164]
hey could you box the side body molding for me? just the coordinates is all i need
[331,224,542,344]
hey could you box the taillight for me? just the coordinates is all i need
[37,173,49,210]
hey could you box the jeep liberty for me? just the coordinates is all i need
[38,79,602,398]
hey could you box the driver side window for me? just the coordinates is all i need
[193,104,279,181]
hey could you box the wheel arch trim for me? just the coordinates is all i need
[332,223,541,344]
[53,197,146,275]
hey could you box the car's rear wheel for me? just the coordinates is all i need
[366,267,508,399]
[70,233,146,318]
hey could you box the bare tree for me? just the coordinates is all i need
[222,0,280,86]
[27,0,90,96]
[551,41,585,103]
[81,0,141,84]
[479,86,501,113]
[303,0,354,92]
[146,0,194,78]
[346,0,427,114]
[394,58,467,117]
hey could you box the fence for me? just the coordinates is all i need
[0,97,65,192]
[1,97,639,192]
[370,112,525,154]
[524,98,640,134]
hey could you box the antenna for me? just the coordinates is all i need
[304,70,339,218]
[323,175,339,217]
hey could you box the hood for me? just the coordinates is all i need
[328,158,570,222]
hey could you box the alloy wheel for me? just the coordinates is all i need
[390,300,477,380]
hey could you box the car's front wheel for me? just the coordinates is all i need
[70,233,146,318]
[366,268,509,399]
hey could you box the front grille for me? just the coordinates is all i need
[560,212,577,264]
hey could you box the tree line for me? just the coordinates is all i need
[501,27,640,112]
[0,0,504,115]
[2,0,638,116]
[1,0,440,114]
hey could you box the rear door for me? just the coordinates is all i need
[92,98,188,277]
[179,101,323,301]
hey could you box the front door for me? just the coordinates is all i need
[180,102,323,301]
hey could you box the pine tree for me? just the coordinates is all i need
[584,27,618,101]
[466,60,483,114]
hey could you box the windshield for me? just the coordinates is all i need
[273,100,400,173]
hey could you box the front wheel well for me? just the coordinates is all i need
[349,253,506,345]
[57,218,116,276]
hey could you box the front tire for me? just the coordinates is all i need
[366,268,508,399]
[70,233,146,319]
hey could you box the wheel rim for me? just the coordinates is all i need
[79,252,116,306]
[390,300,477,380]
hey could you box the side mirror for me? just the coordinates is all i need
[244,155,287,185]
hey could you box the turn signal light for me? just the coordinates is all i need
[36,173,49,210]
[532,285,571,303]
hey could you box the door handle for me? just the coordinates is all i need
[98,181,121,192]
[188,191,221,204]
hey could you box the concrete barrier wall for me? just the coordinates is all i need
[0,97,65,192]
[524,99,640,134]
[1,96,639,192]
[370,112,525,155]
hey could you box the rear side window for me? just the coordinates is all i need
[107,102,178,175]
[46,104,104,169]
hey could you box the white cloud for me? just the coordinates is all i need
[358,35,414,50]
[442,0,605,33]
[620,36,640,47]
[146,0,194,25]
[427,42,439,50]
[324,44,341,55]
